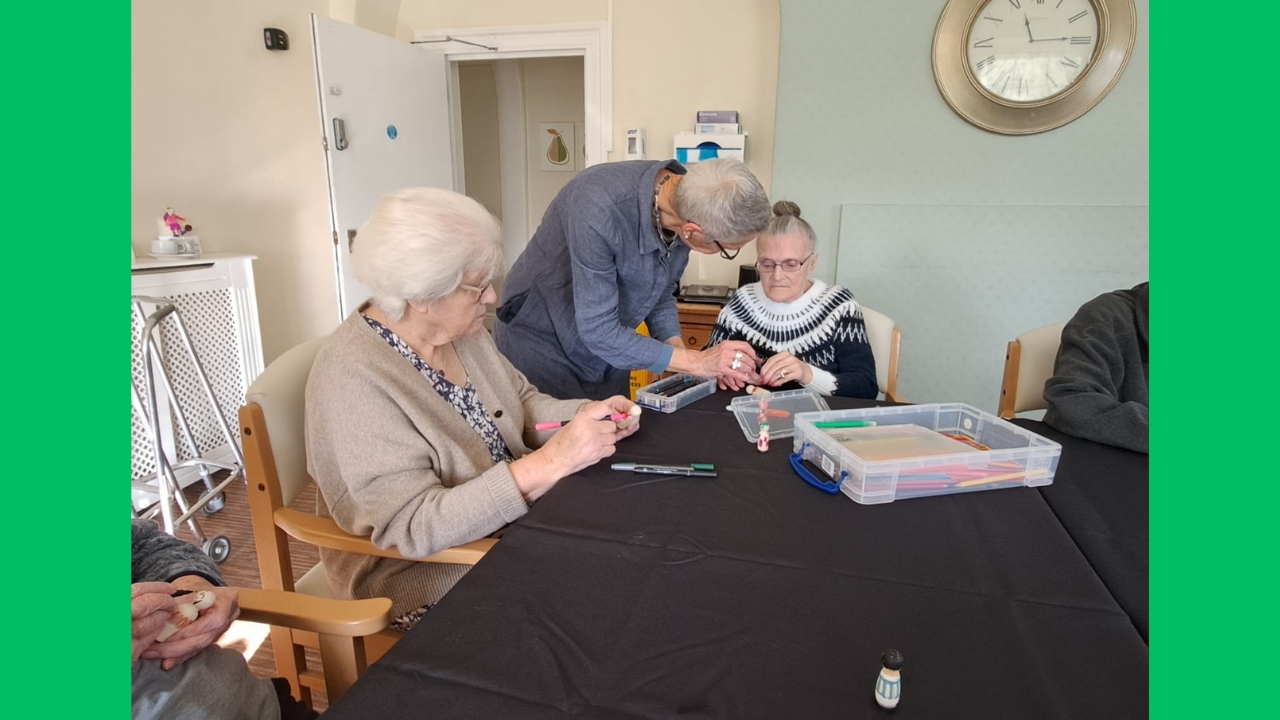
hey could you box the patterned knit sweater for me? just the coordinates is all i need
[706,280,878,399]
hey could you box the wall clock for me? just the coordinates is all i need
[932,0,1136,135]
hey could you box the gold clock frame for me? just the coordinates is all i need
[932,0,1136,135]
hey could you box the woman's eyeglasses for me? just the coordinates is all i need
[756,254,813,273]
[458,282,492,303]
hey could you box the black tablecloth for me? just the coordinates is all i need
[324,392,1148,719]
[1014,419,1150,642]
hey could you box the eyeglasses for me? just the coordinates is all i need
[457,282,492,304]
[712,240,741,261]
[756,254,813,273]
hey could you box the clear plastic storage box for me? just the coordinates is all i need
[790,403,1061,504]
[635,374,717,413]
[728,388,829,442]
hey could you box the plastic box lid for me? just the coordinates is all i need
[728,388,829,442]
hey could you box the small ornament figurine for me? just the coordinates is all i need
[160,207,191,238]
[875,648,904,710]
[757,420,770,452]
[156,590,216,643]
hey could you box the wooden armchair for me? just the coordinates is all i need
[860,306,906,403]
[998,322,1067,419]
[232,587,391,702]
[239,337,495,706]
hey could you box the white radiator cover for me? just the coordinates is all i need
[131,254,262,506]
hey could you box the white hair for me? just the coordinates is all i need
[352,187,503,321]
[672,158,772,244]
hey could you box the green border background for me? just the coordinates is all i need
[6,0,1264,714]
[1151,2,1273,717]
[4,0,125,711]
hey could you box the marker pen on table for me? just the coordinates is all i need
[812,420,878,429]
[611,463,717,477]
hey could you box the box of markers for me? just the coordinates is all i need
[635,374,717,413]
[791,403,1061,504]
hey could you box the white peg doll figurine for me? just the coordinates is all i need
[155,590,216,643]
[875,648,904,710]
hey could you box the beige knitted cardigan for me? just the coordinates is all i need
[305,311,585,617]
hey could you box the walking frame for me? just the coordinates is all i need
[131,295,243,562]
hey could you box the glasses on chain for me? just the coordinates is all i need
[712,240,741,261]
[756,254,813,273]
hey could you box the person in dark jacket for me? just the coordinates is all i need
[1043,282,1149,453]
[132,519,316,719]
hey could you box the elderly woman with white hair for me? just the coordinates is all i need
[706,201,878,399]
[305,187,640,630]
[494,158,773,400]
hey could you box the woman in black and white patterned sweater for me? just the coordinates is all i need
[705,201,878,399]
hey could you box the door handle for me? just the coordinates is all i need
[333,118,349,151]
[347,229,357,253]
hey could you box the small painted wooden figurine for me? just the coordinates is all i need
[156,590,216,643]
[875,648,903,710]
[160,207,192,237]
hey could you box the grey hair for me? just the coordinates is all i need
[352,187,503,322]
[762,200,818,254]
[672,158,772,244]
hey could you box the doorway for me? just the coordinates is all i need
[455,56,586,310]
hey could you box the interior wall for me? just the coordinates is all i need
[132,0,337,364]
[771,0,1150,411]
[521,56,585,235]
[134,0,782,364]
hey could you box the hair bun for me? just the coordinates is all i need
[772,200,801,219]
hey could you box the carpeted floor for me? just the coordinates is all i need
[167,476,330,711]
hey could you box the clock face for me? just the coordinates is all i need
[967,0,1100,103]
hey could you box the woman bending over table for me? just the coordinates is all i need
[706,201,878,399]
[306,188,640,629]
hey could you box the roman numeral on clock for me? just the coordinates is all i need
[977,55,996,72]
[1009,0,1021,8]
[974,37,994,48]
[1061,56,1080,68]
[1070,36,1092,44]
[1069,10,1088,22]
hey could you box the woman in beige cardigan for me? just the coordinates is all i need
[306,188,640,629]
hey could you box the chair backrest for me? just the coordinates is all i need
[998,322,1067,418]
[244,337,329,506]
[860,306,902,401]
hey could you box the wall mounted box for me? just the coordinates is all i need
[674,132,745,164]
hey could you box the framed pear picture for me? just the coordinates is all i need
[932,0,1136,135]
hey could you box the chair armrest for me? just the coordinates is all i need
[274,507,498,565]
[233,587,392,637]
[884,390,909,404]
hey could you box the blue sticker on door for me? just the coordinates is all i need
[386,125,398,140]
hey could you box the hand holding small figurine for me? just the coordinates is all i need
[155,590,216,643]
[141,578,241,670]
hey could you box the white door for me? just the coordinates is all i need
[311,15,456,318]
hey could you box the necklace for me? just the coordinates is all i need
[652,173,678,247]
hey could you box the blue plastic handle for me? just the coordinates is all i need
[790,445,846,495]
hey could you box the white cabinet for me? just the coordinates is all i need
[131,254,262,504]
